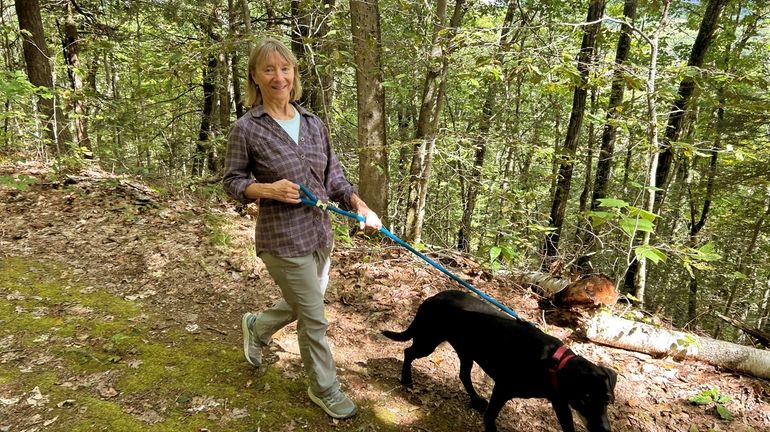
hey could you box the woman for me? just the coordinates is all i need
[223,37,381,419]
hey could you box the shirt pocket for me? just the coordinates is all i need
[253,144,300,182]
[302,141,328,180]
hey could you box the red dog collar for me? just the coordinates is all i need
[548,345,576,391]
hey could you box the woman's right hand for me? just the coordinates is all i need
[268,179,301,204]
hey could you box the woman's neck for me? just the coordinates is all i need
[263,99,294,120]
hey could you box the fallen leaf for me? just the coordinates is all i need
[0,397,20,406]
[56,399,76,408]
[97,384,119,399]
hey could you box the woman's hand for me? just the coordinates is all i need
[267,179,301,204]
[356,206,382,231]
[351,193,381,231]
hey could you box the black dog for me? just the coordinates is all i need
[382,290,616,432]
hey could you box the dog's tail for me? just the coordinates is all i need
[381,327,413,342]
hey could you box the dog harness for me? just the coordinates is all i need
[548,345,576,391]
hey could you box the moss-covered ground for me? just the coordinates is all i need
[0,257,415,431]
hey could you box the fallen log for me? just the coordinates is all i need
[586,312,770,379]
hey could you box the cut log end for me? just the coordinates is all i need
[554,274,619,308]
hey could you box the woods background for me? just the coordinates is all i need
[3,0,770,345]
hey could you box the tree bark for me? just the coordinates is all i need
[714,194,770,339]
[577,0,637,271]
[292,0,336,123]
[695,8,762,329]
[654,0,729,214]
[350,0,388,221]
[586,312,770,380]
[62,0,91,156]
[456,0,515,253]
[405,0,465,243]
[228,0,244,118]
[195,52,218,176]
[633,1,671,306]
[15,0,70,155]
[543,0,606,267]
[716,313,770,348]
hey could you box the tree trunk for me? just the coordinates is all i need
[758,278,770,331]
[716,313,770,348]
[350,0,388,222]
[577,0,637,271]
[654,0,729,214]
[195,53,218,176]
[695,8,762,333]
[542,0,606,266]
[633,1,671,307]
[218,51,231,135]
[404,0,465,243]
[714,194,770,339]
[577,88,597,217]
[15,0,70,156]
[456,0,515,253]
[62,0,91,156]
[586,312,770,380]
[228,0,244,117]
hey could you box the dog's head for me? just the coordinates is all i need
[561,360,617,432]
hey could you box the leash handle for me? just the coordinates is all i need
[297,183,520,320]
[299,183,365,222]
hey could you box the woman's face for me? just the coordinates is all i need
[252,51,294,104]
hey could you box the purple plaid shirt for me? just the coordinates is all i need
[223,102,357,257]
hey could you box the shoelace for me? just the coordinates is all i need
[319,390,346,406]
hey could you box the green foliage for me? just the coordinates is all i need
[333,222,353,246]
[688,387,734,421]
[202,214,232,247]
[486,243,518,273]
[0,174,37,191]
[3,0,770,343]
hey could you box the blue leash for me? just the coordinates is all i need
[298,184,521,320]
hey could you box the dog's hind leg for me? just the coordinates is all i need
[400,336,443,386]
[458,355,487,412]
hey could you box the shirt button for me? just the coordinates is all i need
[301,154,306,160]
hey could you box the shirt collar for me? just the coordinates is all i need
[250,101,310,119]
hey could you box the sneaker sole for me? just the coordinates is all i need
[242,313,258,367]
[307,387,358,419]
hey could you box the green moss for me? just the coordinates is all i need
[0,255,416,431]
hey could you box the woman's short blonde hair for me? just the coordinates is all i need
[246,38,303,107]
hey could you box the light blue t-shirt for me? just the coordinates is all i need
[274,107,300,145]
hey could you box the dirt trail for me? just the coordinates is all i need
[1,162,768,432]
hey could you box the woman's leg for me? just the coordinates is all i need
[258,247,338,394]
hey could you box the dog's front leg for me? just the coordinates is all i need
[458,355,487,412]
[551,399,576,432]
[482,385,511,432]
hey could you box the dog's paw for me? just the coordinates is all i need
[470,398,488,413]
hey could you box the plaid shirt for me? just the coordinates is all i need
[223,102,357,257]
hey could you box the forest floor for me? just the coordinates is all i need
[0,161,769,432]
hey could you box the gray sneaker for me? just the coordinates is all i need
[241,312,264,367]
[307,387,358,419]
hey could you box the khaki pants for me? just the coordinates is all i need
[254,247,339,396]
